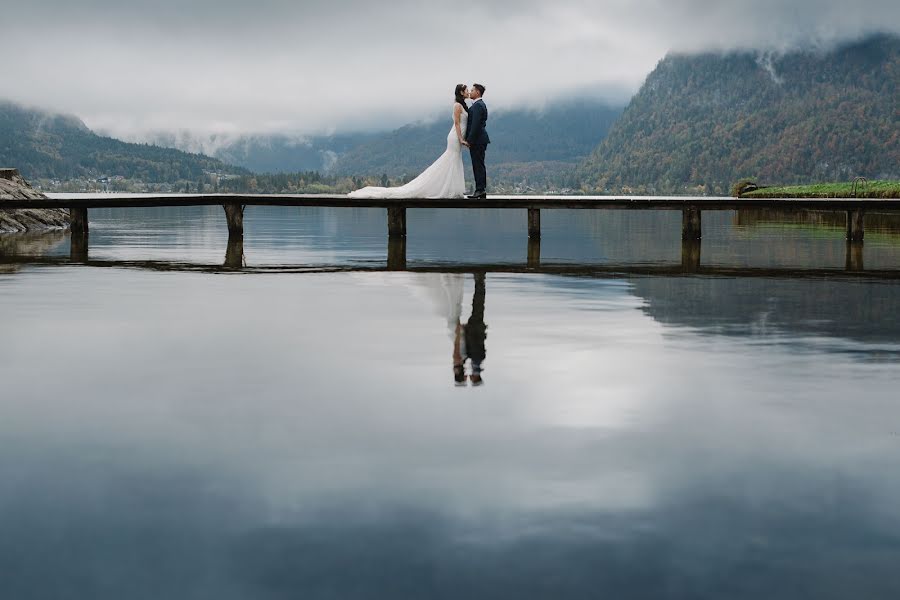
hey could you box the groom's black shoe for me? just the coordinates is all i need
[467,191,487,199]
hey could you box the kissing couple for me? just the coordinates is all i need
[348,83,490,199]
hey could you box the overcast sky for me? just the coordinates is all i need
[2,0,898,138]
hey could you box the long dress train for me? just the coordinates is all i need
[348,108,467,199]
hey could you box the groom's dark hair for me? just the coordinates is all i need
[473,83,486,96]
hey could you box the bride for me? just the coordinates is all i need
[348,84,469,199]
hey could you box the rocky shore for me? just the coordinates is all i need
[0,168,71,233]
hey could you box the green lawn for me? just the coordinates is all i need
[741,180,900,198]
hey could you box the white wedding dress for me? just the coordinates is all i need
[348,107,467,199]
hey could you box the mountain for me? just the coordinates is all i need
[0,101,247,186]
[141,130,379,174]
[329,99,623,191]
[142,99,623,191]
[578,33,900,195]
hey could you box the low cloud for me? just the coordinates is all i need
[2,0,896,138]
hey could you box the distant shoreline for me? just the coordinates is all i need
[740,180,900,199]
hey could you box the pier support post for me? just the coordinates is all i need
[528,208,541,239]
[682,207,701,240]
[527,237,541,268]
[70,207,89,236]
[681,239,701,273]
[845,241,864,272]
[387,237,407,270]
[223,202,245,238]
[224,236,244,269]
[387,207,406,237]
[846,210,864,242]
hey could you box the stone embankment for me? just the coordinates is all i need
[0,168,70,233]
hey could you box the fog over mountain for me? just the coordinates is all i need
[136,130,372,174]
[123,97,621,176]
[2,0,897,139]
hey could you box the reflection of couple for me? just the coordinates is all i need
[453,273,487,386]
[421,272,488,386]
[348,84,490,199]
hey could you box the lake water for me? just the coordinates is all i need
[2,205,900,598]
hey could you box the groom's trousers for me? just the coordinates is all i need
[470,144,487,194]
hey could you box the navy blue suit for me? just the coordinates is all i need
[465,99,490,194]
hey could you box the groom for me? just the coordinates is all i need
[464,83,490,199]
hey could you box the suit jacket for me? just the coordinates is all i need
[465,99,490,146]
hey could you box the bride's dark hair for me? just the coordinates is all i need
[454,84,469,112]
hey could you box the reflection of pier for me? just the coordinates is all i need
[1,236,895,279]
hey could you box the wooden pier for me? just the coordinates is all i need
[2,194,898,272]
[1,193,896,242]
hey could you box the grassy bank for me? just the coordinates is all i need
[741,180,900,198]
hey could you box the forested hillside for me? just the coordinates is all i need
[577,34,899,195]
[0,101,246,185]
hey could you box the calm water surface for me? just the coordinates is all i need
[2,204,900,598]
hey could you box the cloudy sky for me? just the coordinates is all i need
[3,0,898,138]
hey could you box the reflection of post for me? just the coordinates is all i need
[387,237,407,270]
[682,207,701,240]
[846,210,865,242]
[70,231,89,263]
[845,241,864,271]
[681,239,701,272]
[224,236,244,268]
[527,237,541,268]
